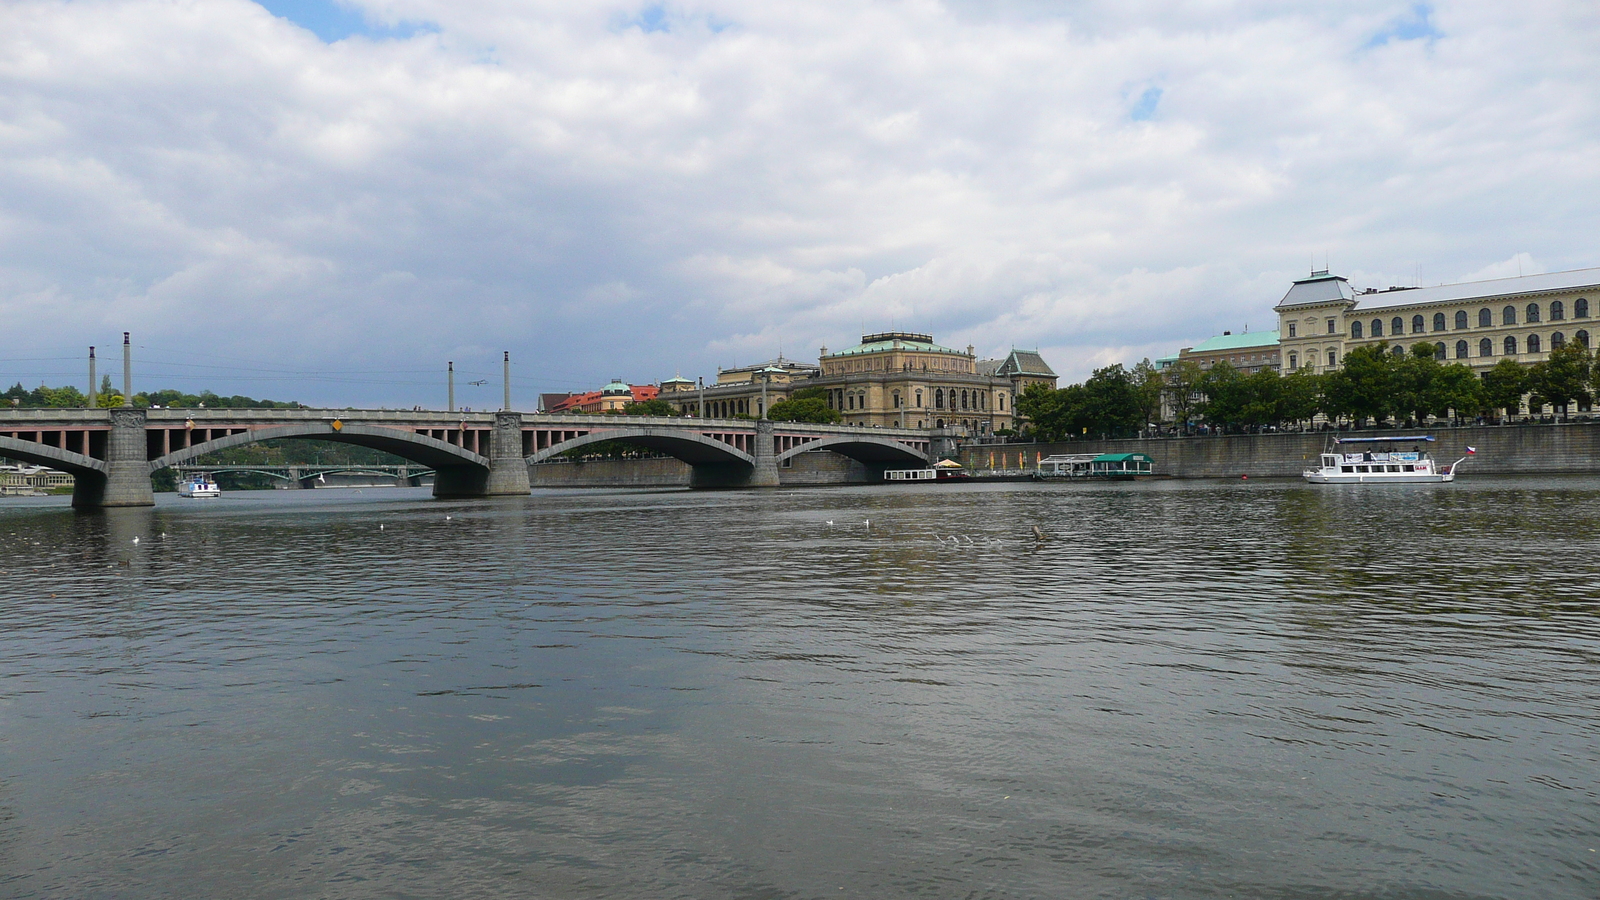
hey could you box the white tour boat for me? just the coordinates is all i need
[177,473,222,498]
[1303,436,1473,484]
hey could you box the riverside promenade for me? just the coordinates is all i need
[961,421,1600,478]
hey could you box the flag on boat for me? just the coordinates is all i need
[1466,446,1477,454]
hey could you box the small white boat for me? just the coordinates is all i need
[177,473,222,498]
[1303,436,1472,484]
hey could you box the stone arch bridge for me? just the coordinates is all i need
[0,409,936,508]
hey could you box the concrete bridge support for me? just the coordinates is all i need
[91,409,155,508]
[749,420,781,487]
[485,412,532,495]
[434,412,529,497]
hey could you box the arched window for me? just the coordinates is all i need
[935,389,943,409]
[1527,303,1541,323]
[1479,308,1493,327]
[1505,335,1518,355]
[1412,315,1425,334]
[1455,310,1468,330]
[1528,334,1542,354]
[1480,338,1493,357]
[1552,332,1565,349]
[1455,340,1468,359]
[916,390,923,407]
[1503,306,1517,325]
[1577,298,1591,318]
[1288,352,1298,369]
[1392,345,1405,358]
[1434,342,1445,360]
[961,390,969,410]
[1433,312,1446,331]
[1551,300,1565,321]
[1577,330,1590,349]
[1327,350,1337,367]
[998,393,1005,410]
[1352,321,1364,339]
[1371,319,1384,336]
[1392,316,1405,335]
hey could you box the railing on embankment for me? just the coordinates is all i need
[960,421,1600,478]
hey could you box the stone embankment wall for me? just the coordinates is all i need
[528,449,875,488]
[959,422,1600,478]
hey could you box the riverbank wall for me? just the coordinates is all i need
[959,422,1600,478]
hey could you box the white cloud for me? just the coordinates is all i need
[2,0,1598,398]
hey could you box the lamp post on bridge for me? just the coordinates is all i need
[698,377,705,418]
[88,347,96,408]
[448,361,455,412]
[121,332,132,407]
[503,351,511,411]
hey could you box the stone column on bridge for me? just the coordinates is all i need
[484,412,532,495]
[99,408,155,507]
[749,419,781,487]
[285,466,304,489]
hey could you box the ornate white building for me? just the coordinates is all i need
[1275,267,1600,374]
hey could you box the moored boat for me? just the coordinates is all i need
[1303,436,1472,484]
[177,473,222,498]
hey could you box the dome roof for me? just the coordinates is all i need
[601,379,632,395]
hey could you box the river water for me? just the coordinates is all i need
[1,478,1598,899]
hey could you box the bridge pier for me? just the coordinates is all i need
[77,409,155,508]
[284,466,305,489]
[485,412,532,495]
[434,412,529,498]
[749,419,781,487]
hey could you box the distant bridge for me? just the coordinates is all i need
[0,408,937,508]
[170,464,436,489]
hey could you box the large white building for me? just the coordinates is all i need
[1275,267,1600,375]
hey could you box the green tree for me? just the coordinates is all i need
[1197,362,1247,429]
[1394,342,1443,423]
[1017,382,1069,440]
[788,386,829,402]
[1279,367,1322,428]
[766,397,841,423]
[622,398,681,417]
[1322,343,1398,428]
[1429,363,1483,424]
[1481,358,1529,418]
[1163,359,1205,431]
[1239,368,1284,428]
[1130,358,1165,433]
[1079,364,1141,437]
[1527,342,1591,421]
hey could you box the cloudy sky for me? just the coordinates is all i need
[3,0,1598,407]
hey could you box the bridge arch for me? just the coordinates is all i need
[0,435,106,477]
[776,435,929,467]
[149,424,489,473]
[526,428,756,467]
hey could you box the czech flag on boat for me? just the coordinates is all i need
[1466,446,1477,454]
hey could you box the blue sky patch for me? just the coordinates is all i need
[1367,3,1442,47]
[1130,86,1162,122]
[635,4,670,33]
[254,1,435,43]
[615,4,734,35]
